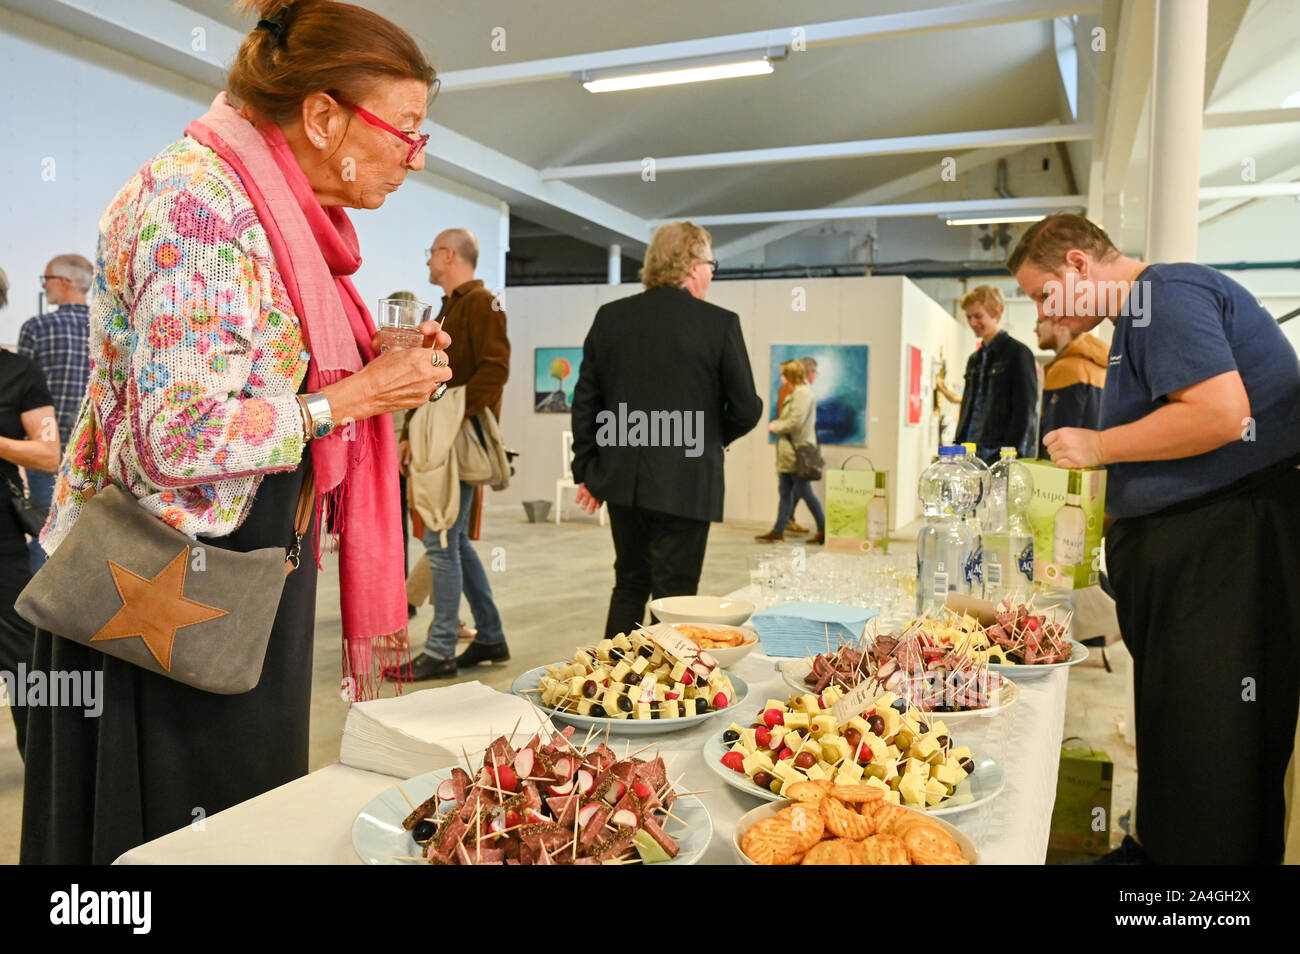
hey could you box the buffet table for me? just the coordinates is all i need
[118,592,1069,864]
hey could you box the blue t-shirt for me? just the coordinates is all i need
[1101,263,1300,519]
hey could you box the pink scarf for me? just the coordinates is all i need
[187,93,407,700]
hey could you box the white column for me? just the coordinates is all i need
[607,244,622,285]
[496,200,510,291]
[1144,0,1206,262]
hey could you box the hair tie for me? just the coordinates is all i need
[256,10,289,46]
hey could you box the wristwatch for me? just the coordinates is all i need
[299,392,335,440]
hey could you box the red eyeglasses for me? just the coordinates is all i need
[336,97,430,165]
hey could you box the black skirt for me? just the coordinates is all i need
[20,461,318,864]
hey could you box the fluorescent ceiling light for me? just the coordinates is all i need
[942,213,1053,226]
[577,49,784,93]
[1283,90,1300,109]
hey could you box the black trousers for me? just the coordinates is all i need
[0,546,34,758]
[604,503,710,638]
[1107,465,1300,864]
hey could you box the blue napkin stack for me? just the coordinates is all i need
[750,602,879,658]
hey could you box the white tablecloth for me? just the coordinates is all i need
[119,585,1069,865]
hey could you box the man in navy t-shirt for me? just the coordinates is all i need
[1008,213,1300,866]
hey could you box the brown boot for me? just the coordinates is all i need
[755,530,785,542]
[807,532,825,545]
[786,520,808,535]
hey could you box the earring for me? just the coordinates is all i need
[314,136,325,147]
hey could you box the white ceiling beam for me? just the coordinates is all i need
[677,195,1087,228]
[540,123,1093,180]
[0,0,653,246]
[713,142,1041,259]
[439,0,1100,92]
[1203,107,1300,129]
[1198,162,1300,225]
[1198,182,1300,200]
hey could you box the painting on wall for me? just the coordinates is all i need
[768,344,869,446]
[906,345,923,426]
[534,347,583,413]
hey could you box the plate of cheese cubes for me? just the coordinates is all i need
[705,687,1004,816]
[513,630,749,736]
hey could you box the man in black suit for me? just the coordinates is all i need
[571,222,762,637]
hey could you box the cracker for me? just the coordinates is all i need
[903,824,965,865]
[830,784,886,804]
[786,781,831,803]
[860,833,910,865]
[820,796,873,840]
[801,839,857,866]
[742,815,803,865]
[781,804,826,851]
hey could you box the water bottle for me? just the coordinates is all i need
[982,447,1035,602]
[915,447,977,616]
[955,445,990,598]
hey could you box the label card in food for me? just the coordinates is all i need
[645,624,697,664]
[832,682,879,725]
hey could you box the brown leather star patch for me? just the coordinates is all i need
[92,548,228,672]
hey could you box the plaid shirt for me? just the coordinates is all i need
[17,303,91,443]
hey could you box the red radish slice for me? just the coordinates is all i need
[664,691,680,701]
[489,764,518,792]
[505,811,522,828]
[435,779,457,801]
[611,809,639,829]
[487,814,506,835]
[525,808,548,824]
[577,804,600,828]
[553,757,574,780]
[697,651,717,669]
[513,748,535,779]
[632,781,652,799]
[549,779,575,796]
[713,691,729,708]
[605,780,627,804]
[576,769,595,794]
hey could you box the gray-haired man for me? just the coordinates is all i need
[18,254,92,569]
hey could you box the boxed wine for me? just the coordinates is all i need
[1019,462,1107,590]
[825,464,889,554]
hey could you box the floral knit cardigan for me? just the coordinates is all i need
[42,136,309,554]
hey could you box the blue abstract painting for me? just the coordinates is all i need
[768,344,869,446]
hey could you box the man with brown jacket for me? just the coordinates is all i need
[388,228,511,682]
[1034,318,1107,459]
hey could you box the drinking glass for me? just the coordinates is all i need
[376,297,433,352]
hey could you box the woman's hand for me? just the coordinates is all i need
[321,322,451,423]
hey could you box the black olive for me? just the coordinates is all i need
[694,698,709,715]
[624,672,641,686]
[959,757,975,773]
[891,698,908,714]
[937,735,950,747]
[637,645,653,658]
[722,729,740,744]
[695,673,708,688]
[590,704,606,717]
[935,704,954,713]
[651,707,661,719]
[617,695,633,713]
[412,820,437,845]
[610,647,626,662]
[581,679,598,698]
[918,722,930,734]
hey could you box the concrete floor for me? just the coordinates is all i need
[0,504,1136,863]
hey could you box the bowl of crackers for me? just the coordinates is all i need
[666,621,758,668]
[732,780,978,865]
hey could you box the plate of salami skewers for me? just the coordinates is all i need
[353,724,712,865]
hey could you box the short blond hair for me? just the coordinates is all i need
[780,359,806,385]
[961,284,1003,316]
[640,221,712,289]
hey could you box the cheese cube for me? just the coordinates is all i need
[568,676,586,696]
[800,738,824,761]
[820,735,851,765]
[804,762,829,781]
[612,634,632,651]
[912,735,941,761]
[635,702,652,720]
[949,745,972,763]
[772,760,801,783]
[924,777,948,806]
[905,757,929,776]
[574,649,594,667]
[576,699,595,716]
[661,702,680,719]
[743,751,775,776]
[630,655,649,675]
[884,790,902,805]
[931,762,960,787]
[821,686,844,705]
[783,711,810,730]
[669,661,688,683]
[930,720,949,737]
[898,773,926,807]
[863,775,890,792]
[610,661,631,683]
[596,639,614,660]
[834,761,865,785]
[763,699,788,713]
[810,715,838,737]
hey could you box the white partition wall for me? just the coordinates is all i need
[492,276,966,529]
